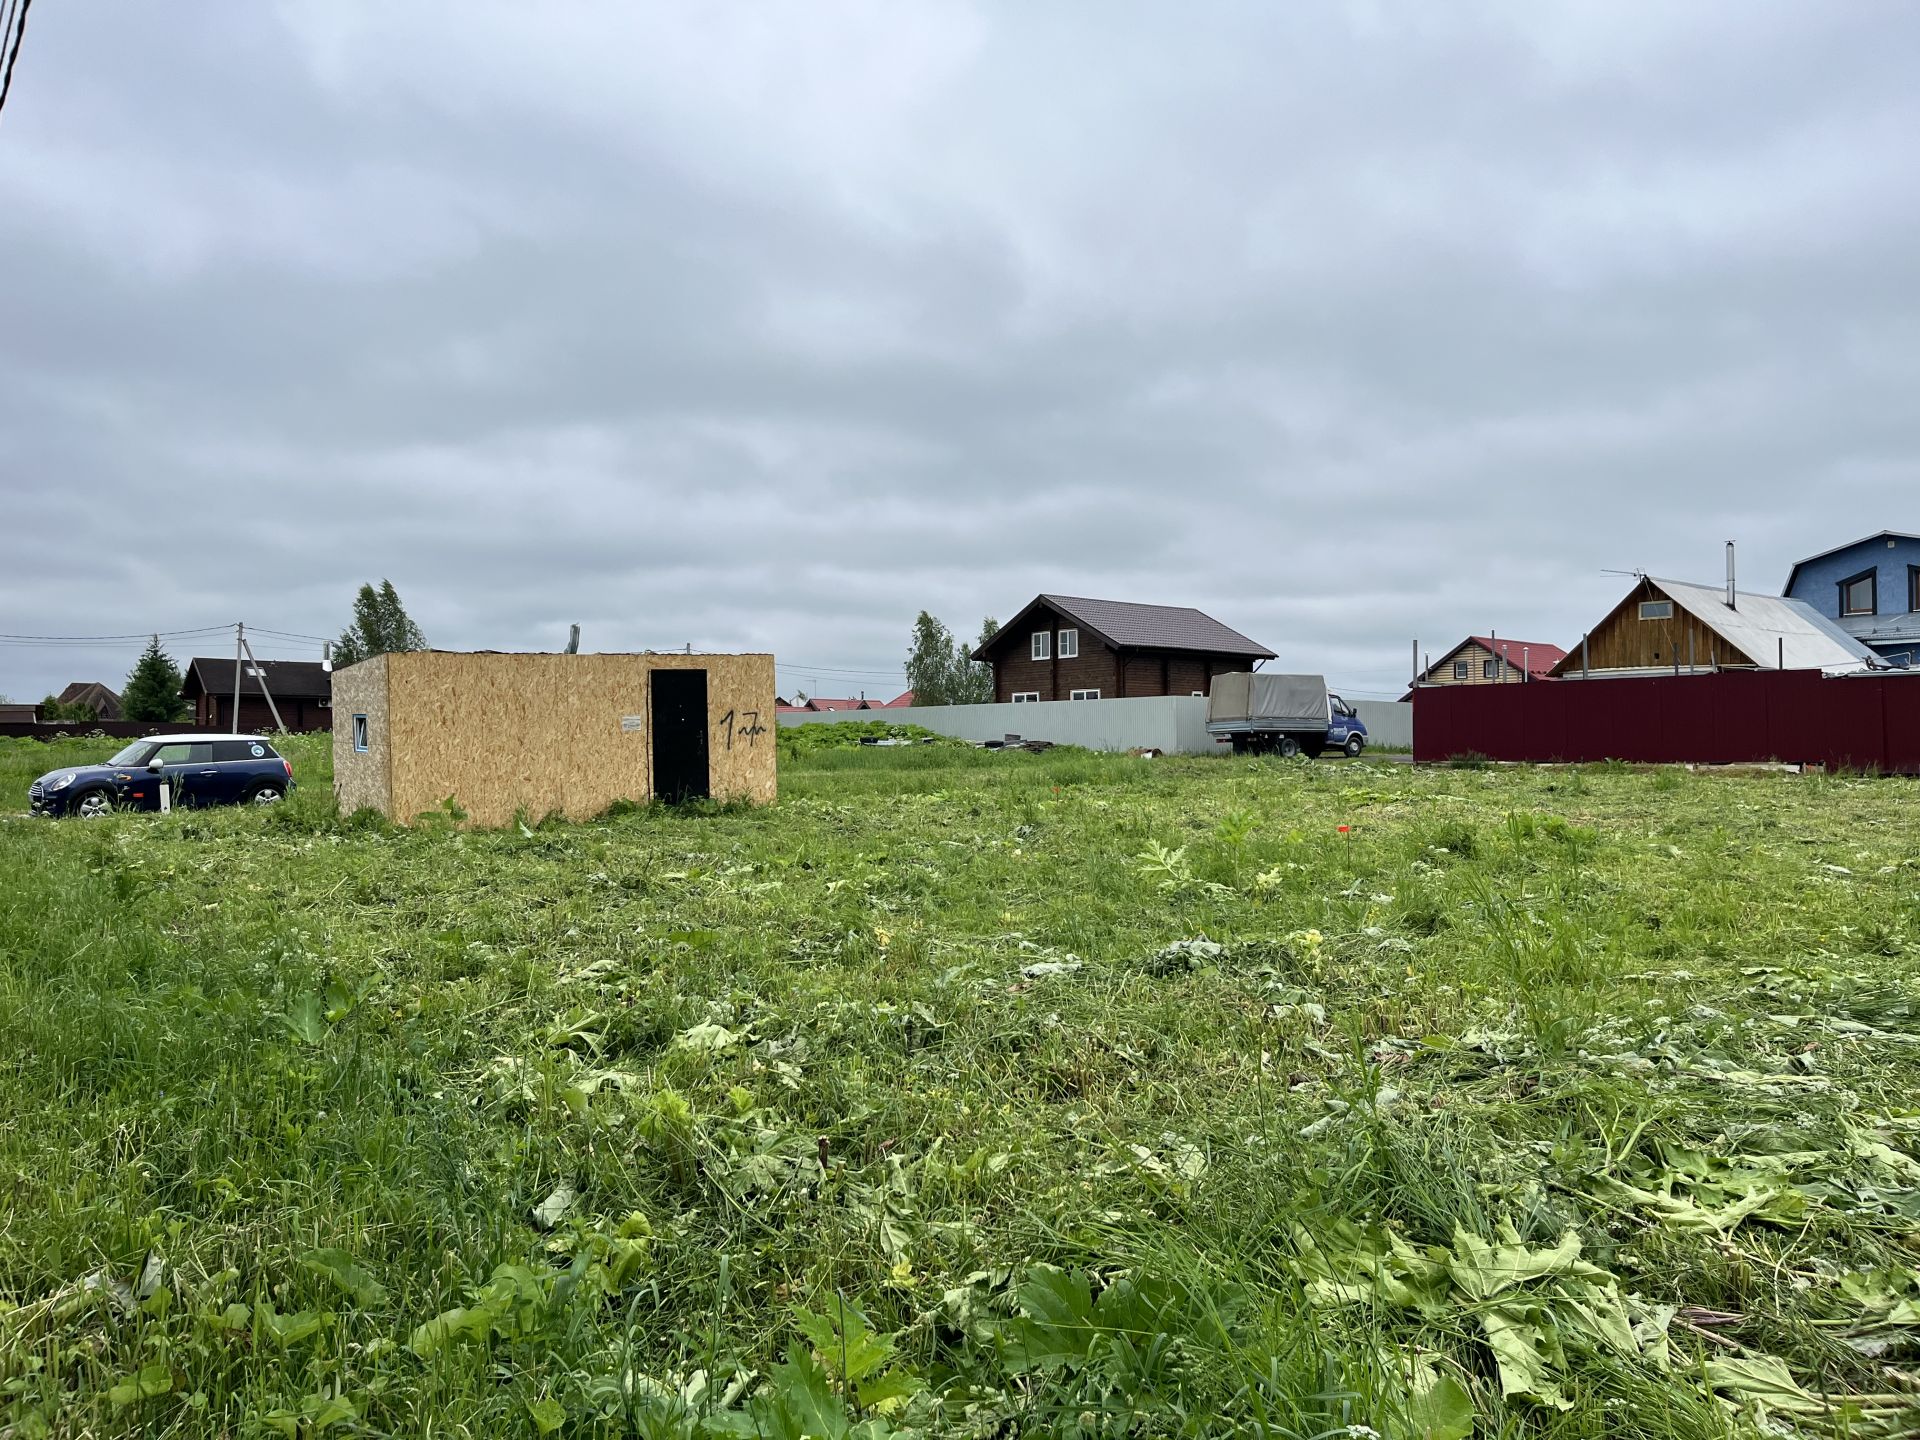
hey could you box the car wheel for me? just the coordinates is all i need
[249,784,285,806]
[72,789,115,818]
[1344,734,1365,757]
[1277,736,1301,759]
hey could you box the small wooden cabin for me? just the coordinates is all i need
[1550,577,1876,679]
[331,651,775,825]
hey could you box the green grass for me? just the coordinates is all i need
[2,735,1918,1437]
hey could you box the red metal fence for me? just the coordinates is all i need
[1413,671,1920,773]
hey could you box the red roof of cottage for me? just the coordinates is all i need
[1464,636,1567,678]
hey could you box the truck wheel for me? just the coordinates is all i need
[1277,736,1301,759]
[1231,736,1249,756]
[1344,734,1365,757]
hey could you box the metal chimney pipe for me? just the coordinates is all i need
[1726,540,1736,609]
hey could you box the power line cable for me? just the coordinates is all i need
[0,0,32,125]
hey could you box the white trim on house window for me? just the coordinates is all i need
[1069,688,1100,701]
[1057,628,1079,658]
[352,714,369,752]
[1452,659,1470,680]
[1030,630,1050,661]
[1639,600,1674,620]
[1011,691,1040,703]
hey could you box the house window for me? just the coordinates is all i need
[1011,692,1040,703]
[1482,658,1500,679]
[352,714,369,752]
[1639,600,1673,620]
[1030,630,1050,661]
[1840,569,1877,617]
[1069,688,1100,701]
[1452,660,1470,680]
[1910,566,1920,613]
[1057,628,1079,659]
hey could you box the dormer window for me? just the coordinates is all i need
[1840,570,1877,617]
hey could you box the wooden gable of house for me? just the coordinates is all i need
[1553,579,1759,675]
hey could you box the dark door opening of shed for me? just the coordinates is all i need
[651,669,710,803]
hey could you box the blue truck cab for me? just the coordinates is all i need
[28,734,294,817]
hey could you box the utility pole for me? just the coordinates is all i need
[232,623,244,732]
[238,629,287,732]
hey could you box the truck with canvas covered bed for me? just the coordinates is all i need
[1206,672,1367,758]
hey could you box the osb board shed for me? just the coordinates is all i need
[331,651,776,826]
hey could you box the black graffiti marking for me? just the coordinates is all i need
[717,709,768,751]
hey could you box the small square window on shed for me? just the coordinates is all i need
[1639,600,1674,620]
[1031,630,1050,661]
[352,714,369,752]
[1057,628,1079,658]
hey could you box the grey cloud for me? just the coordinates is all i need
[3,2,1918,704]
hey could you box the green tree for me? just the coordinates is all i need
[39,694,98,723]
[904,613,998,706]
[950,617,998,705]
[333,580,428,667]
[121,637,188,722]
[904,611,958,706]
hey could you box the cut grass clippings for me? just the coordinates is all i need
[1,735,1918,1436]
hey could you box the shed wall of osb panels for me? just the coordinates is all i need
[329,655,392,817]
[353,652,774,826]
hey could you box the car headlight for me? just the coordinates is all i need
[50,773,76,791]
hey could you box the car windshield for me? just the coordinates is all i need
[107,741,158,766]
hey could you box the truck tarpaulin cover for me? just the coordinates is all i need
[1208,673,1329,728]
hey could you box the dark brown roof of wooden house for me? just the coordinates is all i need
[975,594,1275,660]
[182,658,333,700]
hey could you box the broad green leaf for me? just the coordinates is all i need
[527,1396,567,1434]
[410,1305,493,1356]
[1002,1264,1098,1371]
[766,1341,851,1440]
[794,1301,894,1383]
[1406,1371,1474,1440]
[1480,1307,1569,1410]
[302,1248,386,1307]
[257,1305,331,1346]
[107,1364,174,1408]
[1704,1355,1825,1415]
[532,1183,577,1230]
[855,1366,924,1414]
[1447,1225,1581,1301]
[673,1021,743,1053]
[283,993,329,1045]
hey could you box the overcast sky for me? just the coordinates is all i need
[3,3,1916,703]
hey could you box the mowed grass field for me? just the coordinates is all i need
[2,732,1918,1438]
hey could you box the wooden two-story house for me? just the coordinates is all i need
[972,594,1275,703]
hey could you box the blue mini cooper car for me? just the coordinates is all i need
[28,734,295,817]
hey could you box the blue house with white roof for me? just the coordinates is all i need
[1783,531,1920,666]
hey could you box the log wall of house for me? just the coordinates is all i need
[1423,641,1531,687]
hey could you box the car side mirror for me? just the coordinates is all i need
[146,760,165,772]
